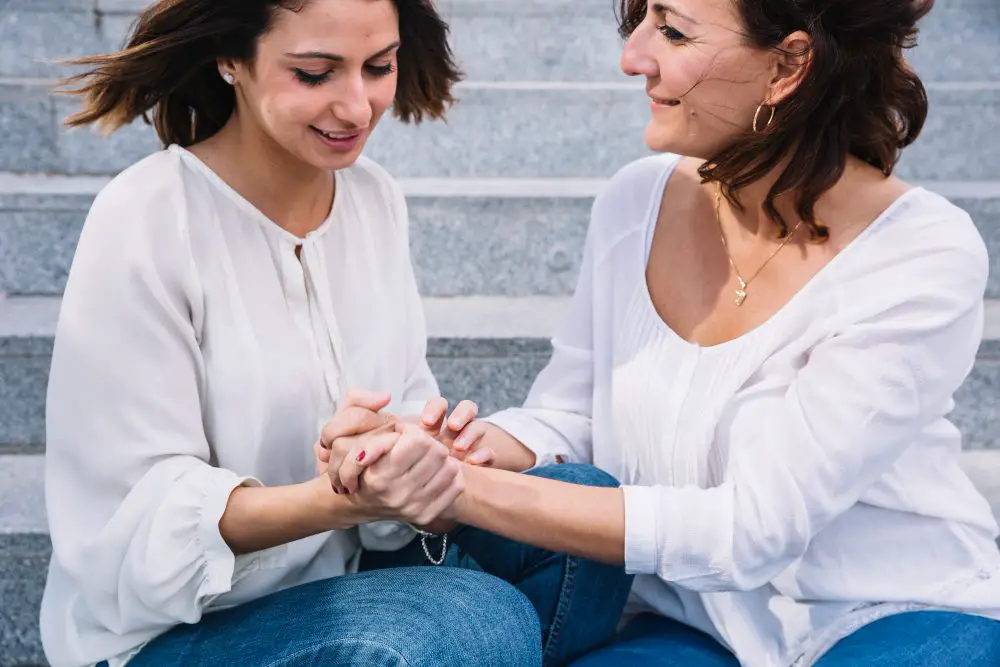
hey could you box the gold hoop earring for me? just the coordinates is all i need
[753,103,775,134]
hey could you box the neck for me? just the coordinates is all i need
[205,111,334,239]
[719,155,796,240]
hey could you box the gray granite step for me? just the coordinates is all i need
[4,178,999,299]
[0,179,593,299]
[1,294,999,455]
[2,0,998,84]
[3,445,1000,667]
[1,81,999,180]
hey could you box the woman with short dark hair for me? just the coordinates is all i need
[39,2,633,666]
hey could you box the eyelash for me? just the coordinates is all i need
[658,24,688,43]
[293,63,397,87]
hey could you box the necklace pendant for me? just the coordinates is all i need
[734,277,748,307]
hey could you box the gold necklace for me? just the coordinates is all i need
[714,187,805,307]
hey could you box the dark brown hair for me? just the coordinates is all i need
[59,0,462,147]
[618,0,934,239]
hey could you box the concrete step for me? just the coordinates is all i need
[3,446,1000,667]
[2,177,1000,299]
[1,294,998,454]
[2,0,998,84]
[1,81,999,180]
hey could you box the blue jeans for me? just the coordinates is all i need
[125,464,634,667]
[569,610,1000,665]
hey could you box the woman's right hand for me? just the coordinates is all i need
[347,424,465,527]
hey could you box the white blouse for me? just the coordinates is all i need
[41,146,438,667]
[487,155,1000,666]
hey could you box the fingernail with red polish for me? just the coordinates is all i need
[356,451,367,463]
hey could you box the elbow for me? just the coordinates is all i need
[724,529,811,592]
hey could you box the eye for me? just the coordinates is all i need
[658,24,687,42]
[294,69,330,86]
[366,63,396,78]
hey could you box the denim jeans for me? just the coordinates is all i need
[125,463,634,667]
[569,610,1000,666]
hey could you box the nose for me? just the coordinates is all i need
[620,27,658,79]
[331,72,373,129]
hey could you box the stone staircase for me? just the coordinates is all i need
[1,0,999,664]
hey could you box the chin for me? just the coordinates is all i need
[643,124,683,155]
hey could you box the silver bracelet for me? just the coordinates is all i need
[416,529,448,566]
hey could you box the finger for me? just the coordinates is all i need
[452,421,488,453]
[420,397,449,434]
[340,432,399,494]
[338,389,393,414]
[316,440,332,464]
[321,407,395,449]
[446,400,479,433]
[397,438,449,490]
[377,425,440,476]
[466,447,496,467]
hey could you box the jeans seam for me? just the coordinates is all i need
[261,637,412,667]
[542,554,578,666]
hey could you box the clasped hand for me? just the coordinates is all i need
[313,390,495,527]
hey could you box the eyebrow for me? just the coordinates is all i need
[652,2,699,25]
[285,41,401,62]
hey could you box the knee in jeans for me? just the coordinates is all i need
[527,462,619,489]
[394,568,542,667]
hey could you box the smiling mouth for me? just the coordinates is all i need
[650,96,681,107]
[311,127,364,140]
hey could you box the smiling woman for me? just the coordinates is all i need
[37,1,635,666]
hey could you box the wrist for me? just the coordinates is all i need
[307,476,371,531]
[452,463,488,525]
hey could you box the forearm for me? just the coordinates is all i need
[454,465,625,565]
[220,476,365,555]
[478,422,537,472]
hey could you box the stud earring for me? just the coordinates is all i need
[222,72,235,85]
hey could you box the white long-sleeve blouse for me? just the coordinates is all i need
[41,146,438,667]
[486,154,1000,666]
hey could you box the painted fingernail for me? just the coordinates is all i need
[356,451,367,463]
[454,436,469,451]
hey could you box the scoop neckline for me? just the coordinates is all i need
[168,144,342,246]
[638,157,925,352]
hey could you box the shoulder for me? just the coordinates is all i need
[587,153,683,253]
[86,148,191,240]
[340,155,405,207]
[594,153,683,216]
[836,187,989,327]
[336,155,408,233]
[864,188,988,294]
[76,148,197,284]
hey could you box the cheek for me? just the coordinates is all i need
[368,76,398,121]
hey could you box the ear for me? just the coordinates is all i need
[217,57,245,83]
[766,30,812,105]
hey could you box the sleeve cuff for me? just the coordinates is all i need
[197,473,287,598]
[622,485,659,575]
[483,410,573,468]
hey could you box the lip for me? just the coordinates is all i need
[648,93,681,108]
[311,126,365,152]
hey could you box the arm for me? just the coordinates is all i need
[454,239,988,591]
[44,186,363,632]
[479,205,605,469]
